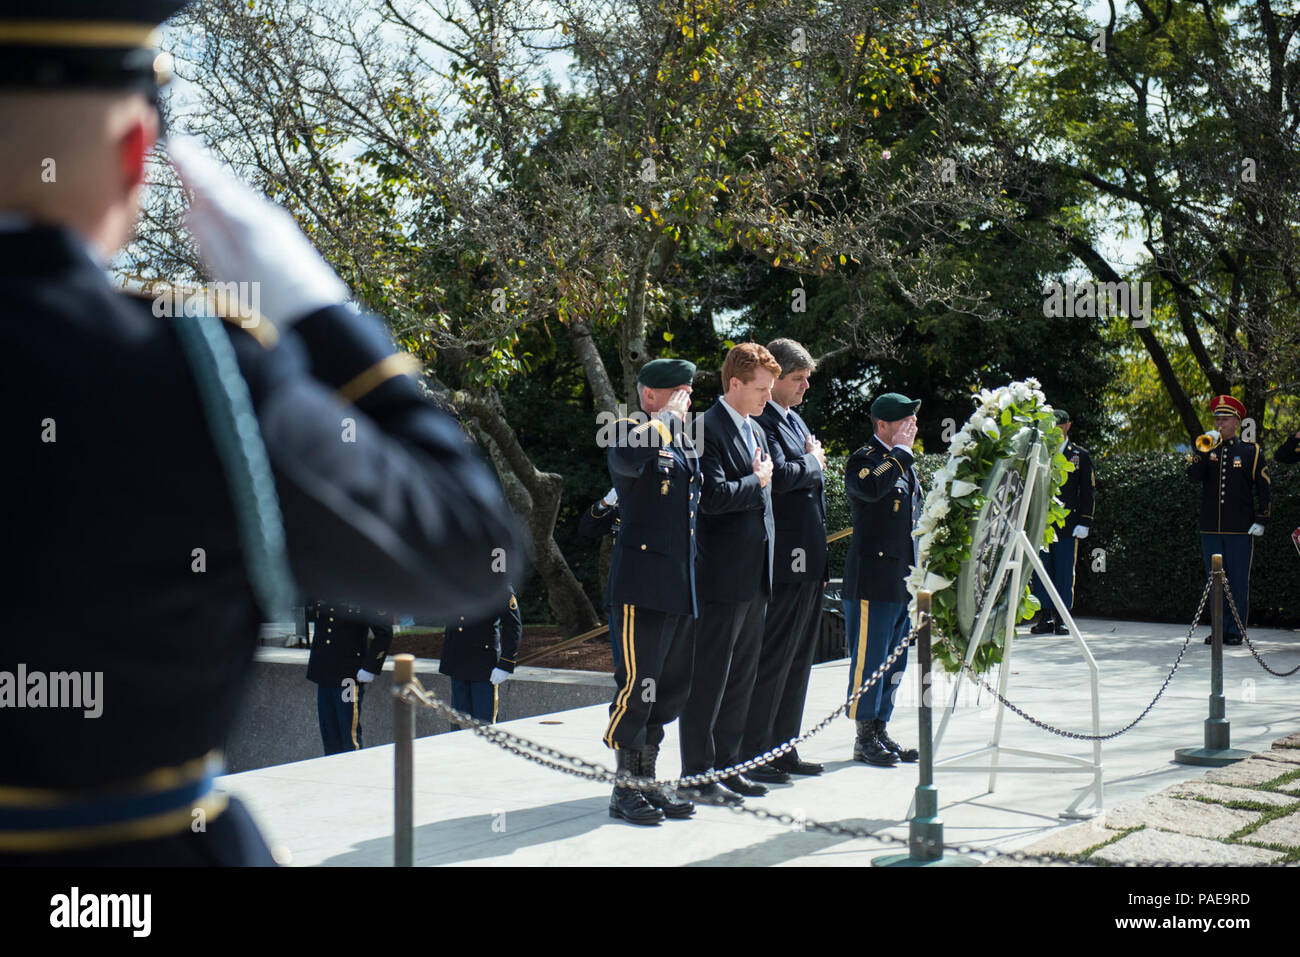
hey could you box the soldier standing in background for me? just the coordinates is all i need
[440,588,523,725]
[1031,409,1095,635]
[1186,395,1270,645]
[306,602,394,755]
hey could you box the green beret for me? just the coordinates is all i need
[637,358,696,389]
[1053,408,1071,424]
[870,392,921,421]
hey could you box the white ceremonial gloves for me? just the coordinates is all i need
[167,135,349,327]
[602,487,619,508]
[489,667,510,685]
[356,668,378,683]
[1073,526,1089,539]
[1248,523,1265,537]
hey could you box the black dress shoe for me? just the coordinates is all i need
[874,720,918,763]
[1030,617,1055,635]
[685,781,743,806]
[774,750,824,776]
[1225,634,1244,646]
[639,745,694,818]
[1053,623,1068,635]
[852,720,898,767]
[1204,635,1213,645]
[719,774,768,797]
[746,765,792,784]
[609,750,664,825]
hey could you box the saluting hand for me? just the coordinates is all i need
[656,387,692,423]
[753,447,773,488]
[893,417,918,449]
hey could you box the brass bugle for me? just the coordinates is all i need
[1196,430,1221,452]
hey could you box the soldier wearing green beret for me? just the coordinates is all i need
[840,393,922,766]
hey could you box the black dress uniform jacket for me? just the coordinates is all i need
[1059,439,1096,530]
[756,402,827,584]
[440,590,524,682]
[843,435,922,604]
[305,602,394,685]
[1276,435,1300,465]
[696,402,776,601]
[2,225,524,791]
[606,414,701,617]
[1186,437,1271,532]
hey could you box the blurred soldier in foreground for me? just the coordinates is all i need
[842,394,922,767]
[601,358,701,825]
[0,4,523,865]
[1030,409,1094,635]
[440,587,522,725]
[1186,395,1270,645]
[743,339,827,780]
[306,602,394,755]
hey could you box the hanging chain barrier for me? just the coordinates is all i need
[390,569,1298,867]
[1223,578,1300,678]
[927,576,1214,742]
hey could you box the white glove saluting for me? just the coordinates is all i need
[489,667,510,685]
[1073,526,1089,539]
[166,135,349,327]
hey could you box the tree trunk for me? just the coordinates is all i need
[455,388,600,637]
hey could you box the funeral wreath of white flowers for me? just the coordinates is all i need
[906,379,1073,675]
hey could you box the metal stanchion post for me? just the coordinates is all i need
[1175,555,1250,767]
[394,653,415,866]
[875,592,976,867]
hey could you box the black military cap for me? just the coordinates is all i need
[0,3,187,92]
[870,392,921,421]
[1053,408,1070,424]
[637,358,696,389]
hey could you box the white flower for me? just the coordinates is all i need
[916,512,938,537]
[928,497,950,520]
[950,479,979,497]
[919,571,953,594]
[997,390,1014,410]
[934,460,957,487]
[981,417,1001,440]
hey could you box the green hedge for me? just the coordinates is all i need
[822,451,1300,627]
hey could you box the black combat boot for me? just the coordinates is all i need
[609,749,664,825]
[639,745,695,818]
[874,719,918,762]
[852,720,898,766]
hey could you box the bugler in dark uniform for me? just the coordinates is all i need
[1031,409,1095,634]
[601,358,701,825]
[306,602,394,754]
[1186,395,1270,644]
[0,3,523,865]
[842,393,923,766]
[440,588,523,723]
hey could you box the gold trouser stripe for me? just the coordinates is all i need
[1070,538,1079,606]
[0,750,223,805]
[0,793,228,853]
[337,353,422,404]
[848,600,869,720]
[0,22,159,47]
[604,605,636,748]
[492,685,499,724]
[349,686,360,750]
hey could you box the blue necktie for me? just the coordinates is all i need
[789,410,808,443]
[743,420,758,458]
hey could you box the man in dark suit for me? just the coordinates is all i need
[842,393,923,767]
[306,602,394,754]
[0,4,523,865]
[441,588,523,724]
[602,358,702,825]
[743,339,828,781]
[1031,409,1095,634]
[680,343,780,803]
